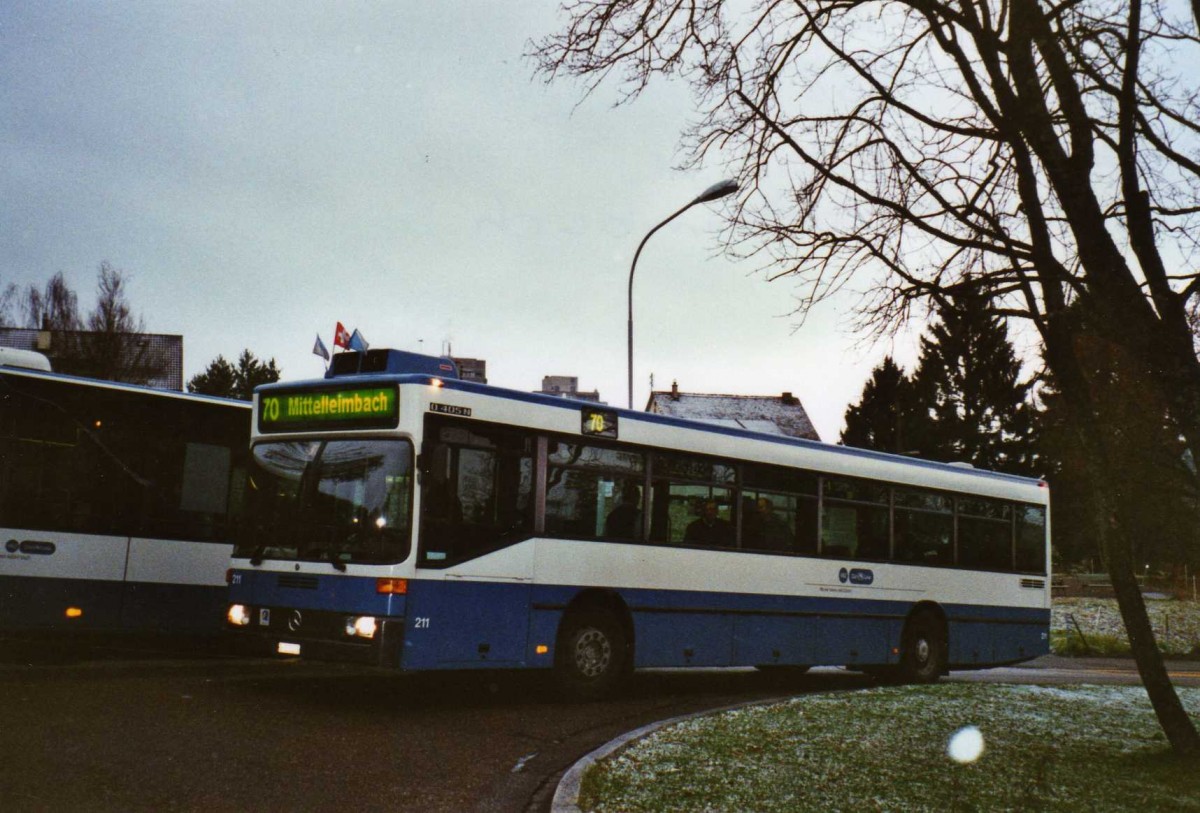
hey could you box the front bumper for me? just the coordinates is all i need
[226,605,405,668]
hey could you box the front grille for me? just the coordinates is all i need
[277,574,319,590]
[262,606,354,641]
[1020,578,1046,589]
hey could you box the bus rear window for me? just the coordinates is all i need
[1016,505,1047,573]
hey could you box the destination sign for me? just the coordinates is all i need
[258,385,399,433]
[581,407,618,439]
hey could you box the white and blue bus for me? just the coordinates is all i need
[226,349,1049,696]
[0,360,250,637]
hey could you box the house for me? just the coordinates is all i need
[536,374,603,403]
[0,327,183,390]
[645,381,820,441]
[452,356,487,384]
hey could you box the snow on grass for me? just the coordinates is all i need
[1052,597,1200,657]
[579,683,1200,812]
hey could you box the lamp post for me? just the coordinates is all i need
[627,179,739,409]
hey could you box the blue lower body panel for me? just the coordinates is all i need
[1,575,225,634]
[225,569,1050,672]
[402,580,533,669]
[529,584,1046,672]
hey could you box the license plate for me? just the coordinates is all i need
[277,642,301,656]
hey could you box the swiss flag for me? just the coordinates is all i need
[334,322,352,349]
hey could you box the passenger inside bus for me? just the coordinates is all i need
[756,497,792,551]
[740,496,762,547]
[604,481,642,539]
[684,499,734,546]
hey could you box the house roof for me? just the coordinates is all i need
[644,387,820,441]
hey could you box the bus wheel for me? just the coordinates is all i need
[899,612,946,684]
[555,610,627,700]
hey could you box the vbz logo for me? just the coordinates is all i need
[838,567,875,586]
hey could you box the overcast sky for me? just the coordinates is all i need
[0,2,924,440]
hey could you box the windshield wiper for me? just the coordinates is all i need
[304,546,348,572]
[326,549,347,572]
[249,545,266,566]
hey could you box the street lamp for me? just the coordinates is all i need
[627,179,739,409]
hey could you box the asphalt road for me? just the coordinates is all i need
[0,641,1194,813]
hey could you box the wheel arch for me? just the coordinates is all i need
[558,588,635,663]
[902,600,949,678]
[905,600,948,638]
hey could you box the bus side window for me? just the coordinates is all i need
[893,488,953,565]
[648,452,735,549]
[742,462,818,555]
[957,498,1013,570]
[544,442,644,541]
[821,477,888,560]
[0,383,131,536]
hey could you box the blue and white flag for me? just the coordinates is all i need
[348,328,369,352]
[313,333,330,361]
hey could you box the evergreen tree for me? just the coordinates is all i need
[840,356,920,454]
[841,296,1036,475]
[188,350,280,400]
[907,294,1036,474]
[232,349,281,400]
[187,355,237,398]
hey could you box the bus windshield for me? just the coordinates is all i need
[236,438,414,565]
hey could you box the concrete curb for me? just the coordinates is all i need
[550,696,795,813]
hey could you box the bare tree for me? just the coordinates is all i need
[80,261,161,385]
[22,271,82,331]
[0,281,16,327]
[89,261,144,336]
[535,0,1200,754]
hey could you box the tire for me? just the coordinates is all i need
[898,612,946,684]
[554,610,628,700]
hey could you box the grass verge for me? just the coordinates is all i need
[579,683,1200,812]
[1052,597,1200,658]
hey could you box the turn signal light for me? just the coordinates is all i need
[376,578,408,595]
[65,607,83,619]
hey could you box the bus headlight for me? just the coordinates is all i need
[227,604,251,627]
[345,615,377,639]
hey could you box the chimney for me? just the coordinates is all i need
[37,317,52,350]
[670,380,680,401]
[781,391,797,405]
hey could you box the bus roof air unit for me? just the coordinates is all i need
[326,349,460,380]
[0,347,52,371]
